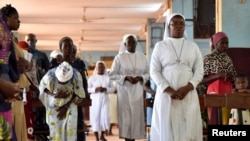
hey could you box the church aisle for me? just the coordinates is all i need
[86,126,147,141]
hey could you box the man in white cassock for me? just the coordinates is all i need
[109,34,149,141]
[150,13,204,141]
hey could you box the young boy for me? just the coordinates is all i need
[229,73,250,125]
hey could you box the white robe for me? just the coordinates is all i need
[150,38,204,141]
[109,51,149,139]
[88,74,115,132]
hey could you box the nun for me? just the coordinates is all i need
[150,13,204,141]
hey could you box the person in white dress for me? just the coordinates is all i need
[109,34,149,141]
[150,13,204,141]
[88,61,115,141]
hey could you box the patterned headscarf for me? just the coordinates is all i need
[55,61,73,83]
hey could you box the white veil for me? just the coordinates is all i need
[118,34,137,54]
[163,13,188,40]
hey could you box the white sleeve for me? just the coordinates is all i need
[150,42,170,93]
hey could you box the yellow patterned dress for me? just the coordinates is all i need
[39,68,85,141]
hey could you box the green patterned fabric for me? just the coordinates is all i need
[0,115,11,140]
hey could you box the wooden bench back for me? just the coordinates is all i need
[199,93,250,109]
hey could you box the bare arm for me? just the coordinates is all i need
[144,80,156,97]
[237,89,250,93]
[0,78,22,99]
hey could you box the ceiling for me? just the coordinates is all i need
[1,0,167,52]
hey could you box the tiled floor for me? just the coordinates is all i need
[86,126,147,141]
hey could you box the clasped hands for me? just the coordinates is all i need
[125,76,143,84]
[44,88,69,98]
[44,88,72,120]
[164,83,193,100]
[95,87,107,93]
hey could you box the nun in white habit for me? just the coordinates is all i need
[150,13,204,141]
[118,34,137,54]
[88,61,115,141]
[109,34,149,141]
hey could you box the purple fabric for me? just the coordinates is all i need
[0,14,12,64]
[0,13,19,82]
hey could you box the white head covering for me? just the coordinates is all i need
[55,61,73,83]
[163,13,187,40]
[93,61,108,75]
[50,50,63,59]
[118,34,137,54]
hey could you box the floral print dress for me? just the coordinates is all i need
[39,68,85,141]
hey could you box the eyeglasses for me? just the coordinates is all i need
[169,22,185,26]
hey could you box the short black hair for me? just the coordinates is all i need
[235,73,249,81]
[59,36,73,50]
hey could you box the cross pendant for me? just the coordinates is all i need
[176,59,181,63]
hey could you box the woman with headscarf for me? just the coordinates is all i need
[39,61,85,141]
[109,34,149,141]
[0,4,22,141]
[88,61,115,141]
[150,13,204,141]
[202,32,236,125]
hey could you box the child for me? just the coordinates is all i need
[229,73,250,125]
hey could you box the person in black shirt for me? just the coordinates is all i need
[25,33,49,82]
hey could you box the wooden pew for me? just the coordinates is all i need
[204,94,227,107]
[199,94,227,109]
[199,93,250,125]
[226,93,250,108]
[201,93,250,109]
[199,94,227,140]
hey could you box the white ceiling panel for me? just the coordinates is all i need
[1,0,166,51]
